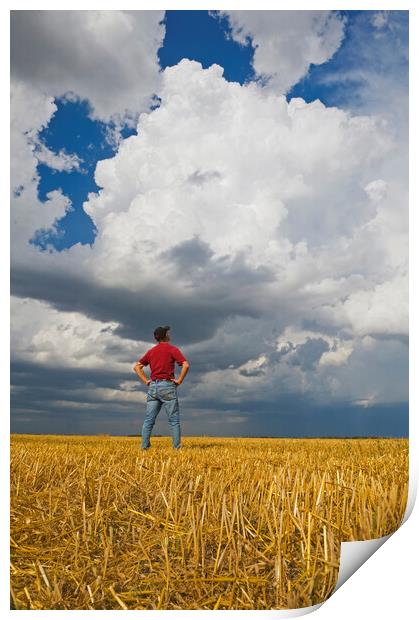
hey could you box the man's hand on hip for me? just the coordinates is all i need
[172,361,190,387]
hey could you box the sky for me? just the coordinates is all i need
[10,9,409,437]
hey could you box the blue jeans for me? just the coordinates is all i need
[141,380,181,449]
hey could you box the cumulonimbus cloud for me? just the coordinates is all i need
[10,12,408,432]
[12,60,406,383]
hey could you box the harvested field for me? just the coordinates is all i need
[10,435,408,610]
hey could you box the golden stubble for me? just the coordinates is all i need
[10,435,408,610]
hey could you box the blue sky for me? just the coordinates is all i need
[10,10,409,437]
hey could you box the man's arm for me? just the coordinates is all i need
[133,362,150,386]
[173,361,190,385]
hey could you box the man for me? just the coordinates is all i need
[133,325,189,450]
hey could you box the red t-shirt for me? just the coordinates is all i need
[138,342,187,380]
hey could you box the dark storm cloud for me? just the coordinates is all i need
[363,331,409,346]
[288,337,330,370]
[160,237,276,288]
[239,401,408,438]
[11,360,142,435]
[11,360,130,394]
[11,250,278,345]
[10,358,408,437]
[185,315,296,374]
[160,235,214,271]
[239,368,265,377]
[236,337,330,377]
[10,267,227,343]
[301,318,351,339]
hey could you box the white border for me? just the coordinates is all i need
[4,2,416,618]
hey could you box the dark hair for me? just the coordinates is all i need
[154,325,170,341]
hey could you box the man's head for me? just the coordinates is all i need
[154,325,171,342]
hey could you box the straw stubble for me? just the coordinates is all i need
[10,435,408,610]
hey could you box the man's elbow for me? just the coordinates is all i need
[183,361,190,368]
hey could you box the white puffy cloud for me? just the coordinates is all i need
[339,272,408,338]
[10,80,80,252]
[217,10,345,93]
[52,386,147,406]
[83,61,392,284]
[10,79,58,191]
[30,140,83,172]
[318,341,354,367]
[10,296,144,372]
[10,10,165,123]
[364,179,388,203]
